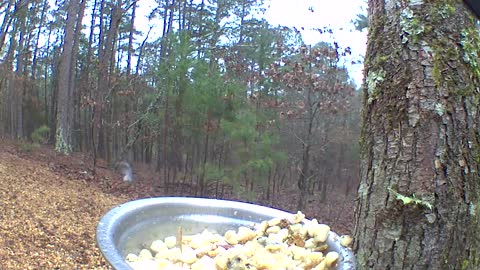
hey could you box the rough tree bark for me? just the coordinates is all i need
[94,0,123,160]
[79,0,98,152]
[354,1,480,269]
[55,0,81,154]
[70,0,87,151]
[0,0,16,52]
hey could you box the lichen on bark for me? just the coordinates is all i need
[354,1,480,269]
[55,127,72,155]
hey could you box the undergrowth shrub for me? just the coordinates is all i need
[31,125,50,144]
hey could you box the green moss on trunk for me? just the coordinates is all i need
[354,1,480,269]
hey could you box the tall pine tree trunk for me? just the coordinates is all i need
[354,1,480,268]
[95,0,123,161]
[70,0,87,151]
[55,0,80,154]
[79,0,98,152]
[0,0,15,52]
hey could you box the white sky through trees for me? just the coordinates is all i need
[263,0,367,87]
[134,0,368,87]
[5,0,367,86]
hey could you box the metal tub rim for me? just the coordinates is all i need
[96,197,355,270]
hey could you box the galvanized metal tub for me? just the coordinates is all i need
[96,197,355,270]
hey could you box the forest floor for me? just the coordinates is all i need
[0,139,356,269]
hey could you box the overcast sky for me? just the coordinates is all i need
[135,0,368,87]
[263,0,368,87]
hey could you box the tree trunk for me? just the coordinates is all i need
[6,29,17,138]
[95,0,123,160]
[55,0,80,154]
[79,0,97,152]
[126,0,136,77]
[354,1,480,269]
[0,0,15,52]
[13,13,26,139]
[5,2,28,139]
[30,0,48,82]
[297,143,311,211]
[69,0,87,151]
[297,86,317,210]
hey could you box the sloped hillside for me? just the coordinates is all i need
[0,142,128,269]
[0,140,355,269]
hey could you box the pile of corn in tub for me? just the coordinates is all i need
[126,211,353,270]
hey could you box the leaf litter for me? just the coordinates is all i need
[0,140,355,269]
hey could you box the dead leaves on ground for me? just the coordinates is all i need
[0,151,127,269]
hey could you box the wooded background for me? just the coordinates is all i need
[0,0,361,210]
